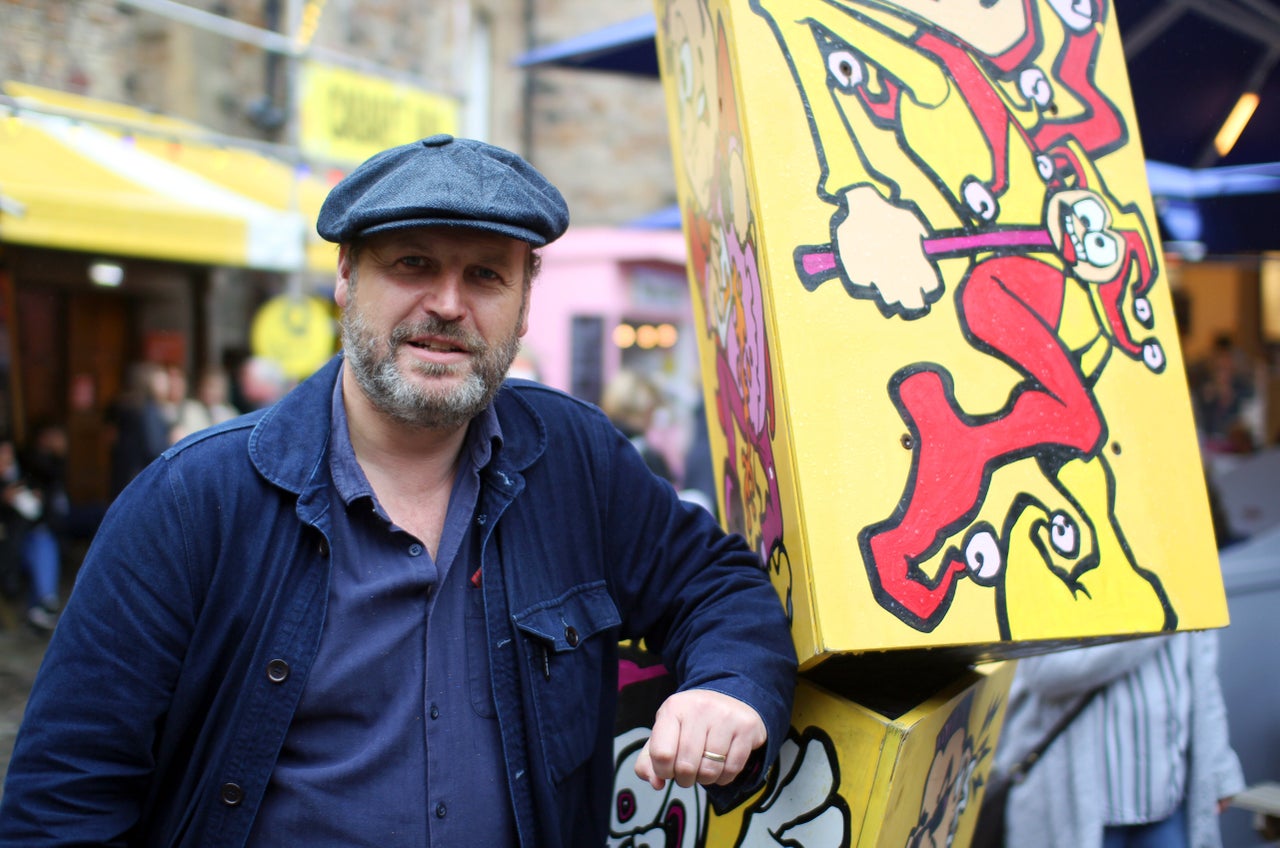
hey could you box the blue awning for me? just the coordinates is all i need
[625,204,682,229]
[515,15,658,76]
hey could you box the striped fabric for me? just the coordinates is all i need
[1101,634,1193,825]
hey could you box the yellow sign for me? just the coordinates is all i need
[655,0,1227,662]
[299,62,459,165]
[250,295,336,380]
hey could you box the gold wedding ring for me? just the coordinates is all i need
[702,751,727,763]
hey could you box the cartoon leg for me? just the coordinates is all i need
[862,257,1103,629]
[1000,456,1175,638]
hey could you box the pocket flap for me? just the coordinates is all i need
[511,581,621,653]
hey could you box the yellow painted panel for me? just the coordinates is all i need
[654,0,1227,662]
[614,644,1016,846]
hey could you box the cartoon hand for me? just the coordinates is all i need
[1141,340,1165,373]
[1019,68,1053,107]
[1047,0,1098,32]
[1132,296,1154,328]
[833,186,943,318]
[737,734,849,846]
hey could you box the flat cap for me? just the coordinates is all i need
[317,134,570,247]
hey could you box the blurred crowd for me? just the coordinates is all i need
[0,355,296,635]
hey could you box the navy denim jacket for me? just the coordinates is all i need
[0,356,796,847]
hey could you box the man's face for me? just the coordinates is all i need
[336,226,531,429]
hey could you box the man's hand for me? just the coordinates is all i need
[634,689,766,790]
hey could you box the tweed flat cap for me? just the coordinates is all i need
[317,134,570,247]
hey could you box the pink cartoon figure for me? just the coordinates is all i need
[754,0,1175,634]
[661,0,791,615]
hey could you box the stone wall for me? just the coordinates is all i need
[0,0,667,223]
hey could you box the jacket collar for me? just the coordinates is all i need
[248,354,547,496]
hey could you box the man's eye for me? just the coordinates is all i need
[399,255,428,267]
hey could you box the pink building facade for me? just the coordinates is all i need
[521,226,702,482]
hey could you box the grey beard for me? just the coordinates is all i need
[342,310,519,430]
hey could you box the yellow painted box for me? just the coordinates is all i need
[653,0,1229,664]
[615,645,1016,846]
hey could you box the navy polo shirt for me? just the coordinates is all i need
[246,371,516,846]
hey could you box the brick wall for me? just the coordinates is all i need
[525,0,676,226]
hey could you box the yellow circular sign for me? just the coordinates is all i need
[250,295,336,380]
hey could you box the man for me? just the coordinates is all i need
[0,135,795,847]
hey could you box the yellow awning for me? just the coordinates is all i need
[0,82,336,274]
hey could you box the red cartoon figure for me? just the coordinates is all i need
[754,0,1175,634]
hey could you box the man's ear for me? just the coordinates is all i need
[335,243,353,308]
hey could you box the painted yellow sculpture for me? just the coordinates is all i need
[654,0,1228,661]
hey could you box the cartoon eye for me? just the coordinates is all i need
[1071,196,1109,232]
[616,788,637,823]
[826,49,863,92]
[1083,231,1119,268]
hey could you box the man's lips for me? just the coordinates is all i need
[406,336,469,354]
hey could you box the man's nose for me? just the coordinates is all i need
[418,271,466,320]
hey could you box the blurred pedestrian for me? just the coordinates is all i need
[196,366,241,425]
[236,355,291,411]
[108,362,172,497]
[0,438,61,633]
[996,631,1244,848]
[601,367,676,484]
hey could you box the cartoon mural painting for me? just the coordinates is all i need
[613,651,850,846]
[659,0,792,617]
[750,0,1177,636]
[906,692,1000,848]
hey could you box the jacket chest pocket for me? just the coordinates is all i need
[511,581,621,784]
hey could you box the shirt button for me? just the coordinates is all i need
[435,802,447,818]
[220,782,244,806]
[408,543,423,557]
[266,659,290,683]
[430,703,440,720]
[564,626,580,647]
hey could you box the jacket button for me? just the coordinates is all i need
[564,626,579,647]
[220,782,244,806]
[266,659,290,683]
[435,802,447,818]
[429,703,440,720]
